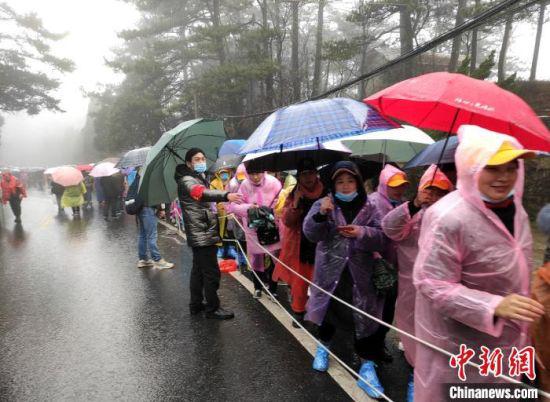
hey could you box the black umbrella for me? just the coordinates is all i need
[403,136,459,169]
[242,142,352,172]
[318,156,385,191]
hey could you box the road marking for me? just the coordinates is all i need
[158,220,372,402]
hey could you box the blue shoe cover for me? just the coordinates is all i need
[312,345,329,372]
[407,372,414,402]
[357,360,385,399]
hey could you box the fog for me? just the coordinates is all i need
[0,0,139,168]
[0,0,549,168]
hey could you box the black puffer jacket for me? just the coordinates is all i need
[176,165,228,248]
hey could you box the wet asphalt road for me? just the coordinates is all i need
[0,191,409,401]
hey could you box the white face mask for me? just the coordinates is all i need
[479,189,515,204]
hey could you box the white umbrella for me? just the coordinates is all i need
[326,125,435,163]
[89,162,120,178]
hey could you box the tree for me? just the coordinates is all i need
[448,0,467,72]
[530,1,547,81]
[290,0,300,101]
[497,13,513,83]
[0,2,74,114]
[469,0,481,74]
[311,0,325,97]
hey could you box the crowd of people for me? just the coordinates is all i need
[171,126,549,401]
[2,124,549,401]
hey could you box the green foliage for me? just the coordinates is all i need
[0,2,74,114]
[472,50,496,80]
[322,39,360,62]
[456,51,495,80]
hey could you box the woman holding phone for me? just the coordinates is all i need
[303,160,388,399]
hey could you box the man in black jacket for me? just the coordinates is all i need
[176,148,242,320]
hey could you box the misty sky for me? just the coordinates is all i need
[1,0,549,167]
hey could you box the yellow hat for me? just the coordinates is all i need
[486,141,536,166]
[387,173,410,188]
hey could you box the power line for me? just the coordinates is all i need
[222,0,535,120]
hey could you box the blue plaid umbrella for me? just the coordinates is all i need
[239,98,398,155]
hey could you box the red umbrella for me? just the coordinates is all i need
[76,164,93,172]
[364,72,550,152]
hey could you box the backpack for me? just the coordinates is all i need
[125,175,144,215]
[247,206,280,246]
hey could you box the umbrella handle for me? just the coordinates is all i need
[430,109,460,185]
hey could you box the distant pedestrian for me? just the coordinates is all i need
[100,173,123,221]
[83,172,94,209]
[1,170,27,223]
[61,182,87,217]
[51,181,65,213]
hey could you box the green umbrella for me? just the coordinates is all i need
[139,118,226,206]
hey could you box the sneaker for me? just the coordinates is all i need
[153,259,175,269]
[407,372,414,402]
[357,360,385,399]
[312,345,329,372]
[137,259,154,268]
[253,289,262,299]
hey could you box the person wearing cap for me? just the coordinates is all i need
[210,167,238,260]
[273,158,326,327]
[175,148,243,320]
[303,160,387,399]
[369,164,411,362]
[370,164,410,218]
[1,170,27,223]
[412,125,545,402]
[230,163,282,299]
[381,164,454,402]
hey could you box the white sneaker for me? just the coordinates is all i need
[154,259,175,269]
[137,259,154,268]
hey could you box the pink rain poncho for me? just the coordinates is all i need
[413,125,533,401]
[369,164,408,264]
[225,164,247,236]
[381,165,454,367]
[231,172,282,271]
[369,164,408,218]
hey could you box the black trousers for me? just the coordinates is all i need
[190,245,220,312]
[9,196,21,219]
[318,321,386,361]
[252,255,278,293]
[375,285,397,338]
[104,197,117,218]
